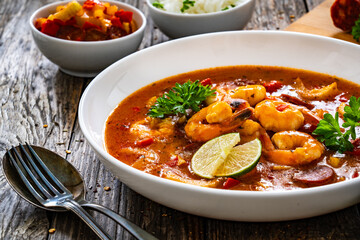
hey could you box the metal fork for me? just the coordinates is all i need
[7,144,112,240]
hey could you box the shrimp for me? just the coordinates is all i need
[254,100,304,132]
[130,117,175,140]
[264,131,325,166]
[294,78,339,100]
[229,85,267,106]
[185,101,252,142]
[237,119,264,144]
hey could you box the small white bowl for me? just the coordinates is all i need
[146,0,255,38]
[79,31,360,221]
[29,0,146,77]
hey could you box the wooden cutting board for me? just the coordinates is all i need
[285,0,358,44]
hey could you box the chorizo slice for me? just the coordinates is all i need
[331,0,360,32]
[293,165,335,186]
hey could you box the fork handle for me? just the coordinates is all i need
[81,202,158,240]
[62,199,112,240]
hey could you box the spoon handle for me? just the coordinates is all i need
[62,199,112,240]
[81,202,158,240]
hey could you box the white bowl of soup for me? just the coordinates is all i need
[30,0,146,77]
[146,0,255,38]
[78,31,360,221]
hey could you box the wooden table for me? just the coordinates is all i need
[1,0,360,239]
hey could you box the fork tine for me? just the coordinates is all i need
[8,147,52,201]
[25,143,70,194]
[19,144,64,196]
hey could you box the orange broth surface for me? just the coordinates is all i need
[105,65,360,191]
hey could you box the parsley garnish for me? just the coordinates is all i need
[352,15,360,42]
[147,80,215,118]
[181,0,195,13]
[152,1,164,9]
[313,96,360,153]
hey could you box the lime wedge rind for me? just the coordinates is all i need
[191,133,240,179]
[215,138,262,177]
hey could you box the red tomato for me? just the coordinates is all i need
[82,21,101,30]
[110,16,123,28]
[41,20,60,37]
[115,10,133,22]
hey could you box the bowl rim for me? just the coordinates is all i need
[78,30,360,198]
[146,0,254,17]
[29,0,147,45]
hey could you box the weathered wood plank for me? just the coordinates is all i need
[306,0,326,11]
[0,0,85,239]
[2,0,359,240]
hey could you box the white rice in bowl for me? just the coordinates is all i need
[153,0,246,14]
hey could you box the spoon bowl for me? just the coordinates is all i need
[2,144,158,240]
[3,145,85,212]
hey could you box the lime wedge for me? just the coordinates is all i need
[191,133,240,179]
[215,138,262,177]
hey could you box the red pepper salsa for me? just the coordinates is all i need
[35,0,137,41]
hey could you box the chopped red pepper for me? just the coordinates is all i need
[347,138,360,155]
[41,20,60,37]
[82,21,101,30]
[200,78,212,86]
[263,80,283,93]
[110,16,123,28]
[132,106,141,112]
[223,178,240,189]
[136,137,154,147]
[115,9,133,22]
[166,156,178,167]
[336,93,350,103]
[276,104,289,112]
[83,0,98,10]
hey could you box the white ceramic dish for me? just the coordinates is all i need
[79,31,360,221]
[29,0,146,77]
[146,0,255,38]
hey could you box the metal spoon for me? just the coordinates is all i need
[2,145,158,240]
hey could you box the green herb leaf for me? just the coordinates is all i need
[152,1,164,9]
[313,112,354,153]
[148,80,216,118]
[313,96,360,153]
[181,0,195,13]
[342,96,360,139]
[352,15,360,42]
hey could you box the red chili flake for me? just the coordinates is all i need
[115,10,133,22]
[223,178,240,189]
[82,21,101,30]
[132,106,141,112]
[41,20,60,37]
[166,156,178,167]
[353,171,359,178]
[275,104,289,112]
[200,78,212,86]
[263,80,283,93]
[136,137,154,147]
